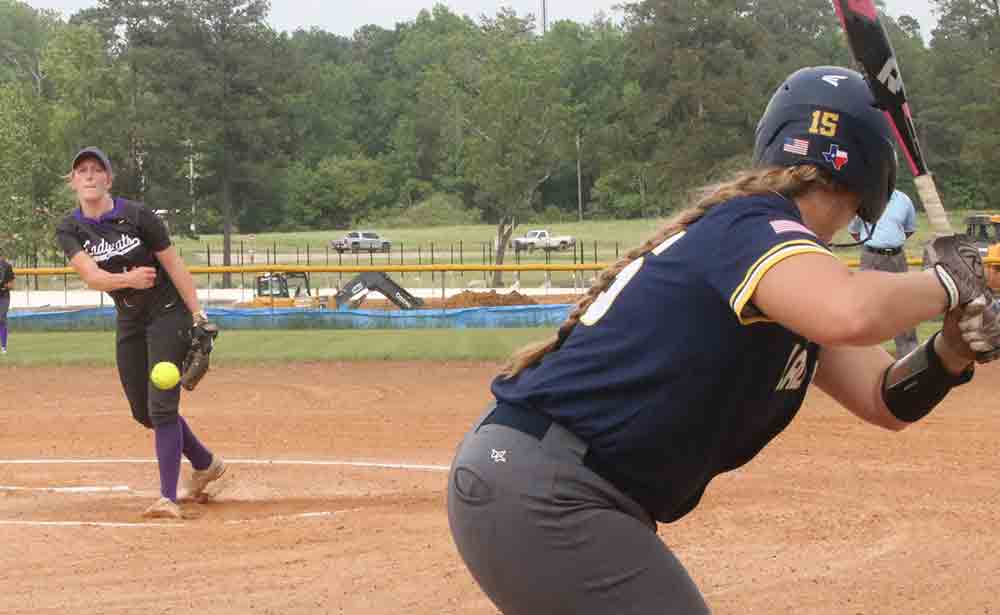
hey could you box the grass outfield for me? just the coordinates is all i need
[0,328,556,367]
[171,208,982,260]
[1,323,942,367]
[174,209,982,252]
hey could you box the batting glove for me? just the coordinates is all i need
[957,294,1000,363]
[923,235,987,310]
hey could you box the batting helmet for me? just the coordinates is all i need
[753,66,897,224]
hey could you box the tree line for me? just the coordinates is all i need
[1,0,998,269]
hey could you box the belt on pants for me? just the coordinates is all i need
[479,402,623,492]
[864,245,902,256]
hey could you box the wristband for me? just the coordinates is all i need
[882,331,974,423]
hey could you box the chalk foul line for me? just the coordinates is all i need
[0,458,449,472]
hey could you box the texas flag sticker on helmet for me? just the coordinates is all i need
[823,144,849,170]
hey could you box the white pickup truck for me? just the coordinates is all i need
[510,229,576,252]
[330,230,392,253]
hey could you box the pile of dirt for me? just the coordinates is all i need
[444,290,538,308]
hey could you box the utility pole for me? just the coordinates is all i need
[542,0,547,34]
[577,132,583,221]
[185,139,198,236]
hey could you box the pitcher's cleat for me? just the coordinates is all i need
[143,496,181,519]
[184,455,227,502]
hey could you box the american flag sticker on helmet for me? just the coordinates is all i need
[782,138,809,156]
[770,220,815,236]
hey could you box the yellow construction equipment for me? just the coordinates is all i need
[964,214,1000,290]
[238,272,332,308]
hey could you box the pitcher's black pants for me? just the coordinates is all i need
[115,300,191,428]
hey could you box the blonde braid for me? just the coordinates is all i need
[499,164,845,378]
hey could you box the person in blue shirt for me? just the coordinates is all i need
[446,67,994,615]
[849,188,919,357]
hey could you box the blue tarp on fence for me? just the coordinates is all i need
[8,305,573,331]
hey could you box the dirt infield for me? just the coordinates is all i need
[1,361,998,614]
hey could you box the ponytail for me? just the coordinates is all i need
[498,165,843,378]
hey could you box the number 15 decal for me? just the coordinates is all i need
[809,111,840,137]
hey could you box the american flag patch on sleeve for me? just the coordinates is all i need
[782,138,809,156]
[770,219,815,236]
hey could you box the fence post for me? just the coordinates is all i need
[430,242,435,283]
[63,253,68,306]
[206,243,212,296]
[238,240,244,298]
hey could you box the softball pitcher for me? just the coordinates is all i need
[447,67,995,614]
[55,147,226,519]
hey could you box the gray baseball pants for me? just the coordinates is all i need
[860,249,919,358]
[447,403,710,615]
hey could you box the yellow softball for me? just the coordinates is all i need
[150,361,181,390]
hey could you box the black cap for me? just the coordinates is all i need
[71,147,113,176]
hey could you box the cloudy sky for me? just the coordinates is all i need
[24,1,940,38]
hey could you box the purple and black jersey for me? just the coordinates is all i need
[55,198,177,311]
[0,258,13,298]
[491,193,834,522]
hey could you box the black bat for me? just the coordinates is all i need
[832,0,952,234]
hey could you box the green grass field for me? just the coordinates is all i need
[0,328,556,366]
[17,208,988,294]
[170,208,982,260]
[0,323,941,367]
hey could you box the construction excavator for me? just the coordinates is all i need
[334,271,425,310]
[240,271,424,310]
[241,272,330,308]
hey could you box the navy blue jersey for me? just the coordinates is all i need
[491,194,831,522]
[55,198,177,312]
